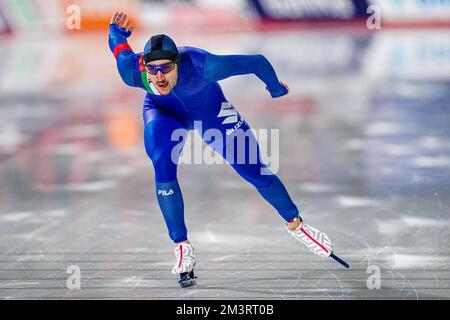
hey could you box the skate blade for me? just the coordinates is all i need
[179,278,197,288]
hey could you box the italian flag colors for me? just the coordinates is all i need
[138,55,160,95]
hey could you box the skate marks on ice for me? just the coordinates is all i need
[0,251,450,299]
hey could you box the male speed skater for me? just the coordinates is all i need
[109,12,347,288]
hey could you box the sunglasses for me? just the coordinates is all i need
[144,61,176,75]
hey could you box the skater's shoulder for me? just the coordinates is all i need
[178,46,208,55]
[178,46,209,62]
[178,46,210,79]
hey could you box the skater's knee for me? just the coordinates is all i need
[150,149,178,182]
[149,147,172,166]
[234,164,274,188]
[249,174,273,188]
[254,172,276,188]
[144,121,178,159]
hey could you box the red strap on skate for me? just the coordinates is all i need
[178,245,183,269]
[300,227,329,253]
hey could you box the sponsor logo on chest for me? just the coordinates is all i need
[217,102,244,135]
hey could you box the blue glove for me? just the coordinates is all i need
[109,23,132,38]
[267,84,288,98]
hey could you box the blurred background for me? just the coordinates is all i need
[0,0,450,299]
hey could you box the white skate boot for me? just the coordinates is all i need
[287,216,350,268]
[287,217,333,258]
[171,242,197,288]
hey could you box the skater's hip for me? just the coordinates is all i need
[143,107,192,129]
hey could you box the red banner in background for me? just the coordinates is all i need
[0,7,12,34]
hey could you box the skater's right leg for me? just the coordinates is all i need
[143,109,189,244]
[144,109,198,286]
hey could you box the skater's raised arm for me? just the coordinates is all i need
[204,52,289,98]
[108,12,141,88]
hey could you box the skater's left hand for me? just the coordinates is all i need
[280,81,289,95]
[268,80,290,98]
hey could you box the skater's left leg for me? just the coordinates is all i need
[199,109,300,224]
[228,136,301,224]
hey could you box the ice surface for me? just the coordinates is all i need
[0,28,449,299]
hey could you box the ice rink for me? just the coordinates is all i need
[0,25,450,299]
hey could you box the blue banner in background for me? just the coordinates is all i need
[247,0,370,21]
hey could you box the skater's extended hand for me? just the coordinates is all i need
[110,11,134,38]
[280,81,289,95]
[269,80,290,98]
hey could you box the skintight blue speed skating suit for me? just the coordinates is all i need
[109,24,299,243]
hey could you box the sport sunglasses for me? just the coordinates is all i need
[144,61,177,75]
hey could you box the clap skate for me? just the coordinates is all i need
[178,270,197,288]
[287,216,350,269]
[171,242,198,288]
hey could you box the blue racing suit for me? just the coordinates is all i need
[109,24,299,243]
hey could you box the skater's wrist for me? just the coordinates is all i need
[175,240,190,246]
[287,216,303,230]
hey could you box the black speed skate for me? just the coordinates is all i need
[178,270,197,288]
